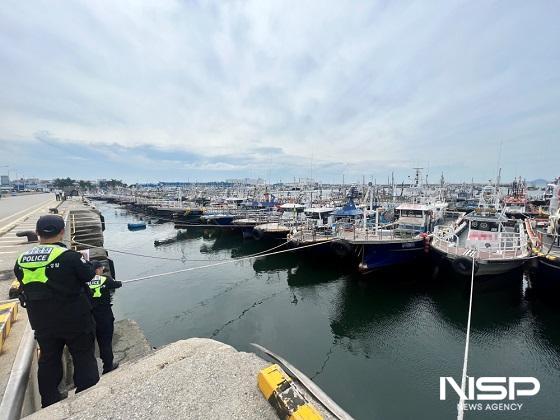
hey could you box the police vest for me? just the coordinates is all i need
[17,245,68,285]
[87,275,107,298]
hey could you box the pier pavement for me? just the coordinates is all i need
[0,193,57,279]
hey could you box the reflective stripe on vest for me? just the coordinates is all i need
[17,245,67,285]
[87,275,107,298]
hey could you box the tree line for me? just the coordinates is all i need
[52,178,127,190]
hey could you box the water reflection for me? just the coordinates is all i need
[286,262,348,287]
[428,273,526,335]
[330,277,416,351]
[526,293,560,364]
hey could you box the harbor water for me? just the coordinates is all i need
[97,203,560,420]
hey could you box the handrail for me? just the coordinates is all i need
[432,228,529,259]
[0,324,36,420]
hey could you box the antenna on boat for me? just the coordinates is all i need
[413,167,423,187]
[496,140,503,187]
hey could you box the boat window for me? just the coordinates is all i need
[470,220,498,232]
[400,209,423,218]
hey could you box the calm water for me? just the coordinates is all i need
[96,203,560,420]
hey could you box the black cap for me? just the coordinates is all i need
[36,215,65,236]
[91,260,104,270]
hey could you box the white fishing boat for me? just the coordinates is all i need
[431,185,531,276]
[528,177,560,290]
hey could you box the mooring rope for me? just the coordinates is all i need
[70,238,289,262]
[457,256,476,420]
[120,238,335,285]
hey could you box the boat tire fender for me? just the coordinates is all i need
[253,228,264,241]
[331,240,352,258]
[453,256,479,276]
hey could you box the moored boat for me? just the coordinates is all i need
[431,186,530,277]
[200,213,235,226]
[350,203,436,273]
[529,178,560,290]
[252,222,292,241]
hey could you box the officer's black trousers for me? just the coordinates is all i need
[93,306,115,370]
[36,331,99,408]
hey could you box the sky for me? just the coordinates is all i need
[0,0,558,184]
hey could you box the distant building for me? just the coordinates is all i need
[0,175,9,192]
[225,178,266,185]
[158,181,190,187]
[10,178,50,192]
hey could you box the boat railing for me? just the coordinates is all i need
[431,229,461,254]
[333,224,415,242]
[290,218,416,243]
[432,226,529,259]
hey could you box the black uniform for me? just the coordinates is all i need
[14,242,99,408]
[86,274,122,372]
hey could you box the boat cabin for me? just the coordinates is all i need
[224,197,244,206]
[503,198,527,214]
[464,213,508,250]
[395,203,434,234]
[304,207,335,227]
[279,203,306,213]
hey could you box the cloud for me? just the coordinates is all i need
[0,0,558,182]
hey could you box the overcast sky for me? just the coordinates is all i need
[0,1,558,183]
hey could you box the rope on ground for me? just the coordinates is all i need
[457,256,476,420]
[121,239,335,285]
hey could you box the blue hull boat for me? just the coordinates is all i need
[358,239,425,272]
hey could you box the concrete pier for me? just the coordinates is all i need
[29,339,279,419]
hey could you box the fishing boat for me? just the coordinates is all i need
[332,194,363,223]
[253,204,304,241]
[349,202,440,273]
[173,207,205,225]
[303,207,335,228]
[503,177,528,217]
[252,222,292,241]
[431,186,531,277]
[232,217,263,239]
[279,203,306,214]
[394,202,446,235]
[528,178,560,290]
[288,181,448,271]
[200,213,235,226]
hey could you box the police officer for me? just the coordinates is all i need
[86,261,121,374]
[14,215,99,408]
